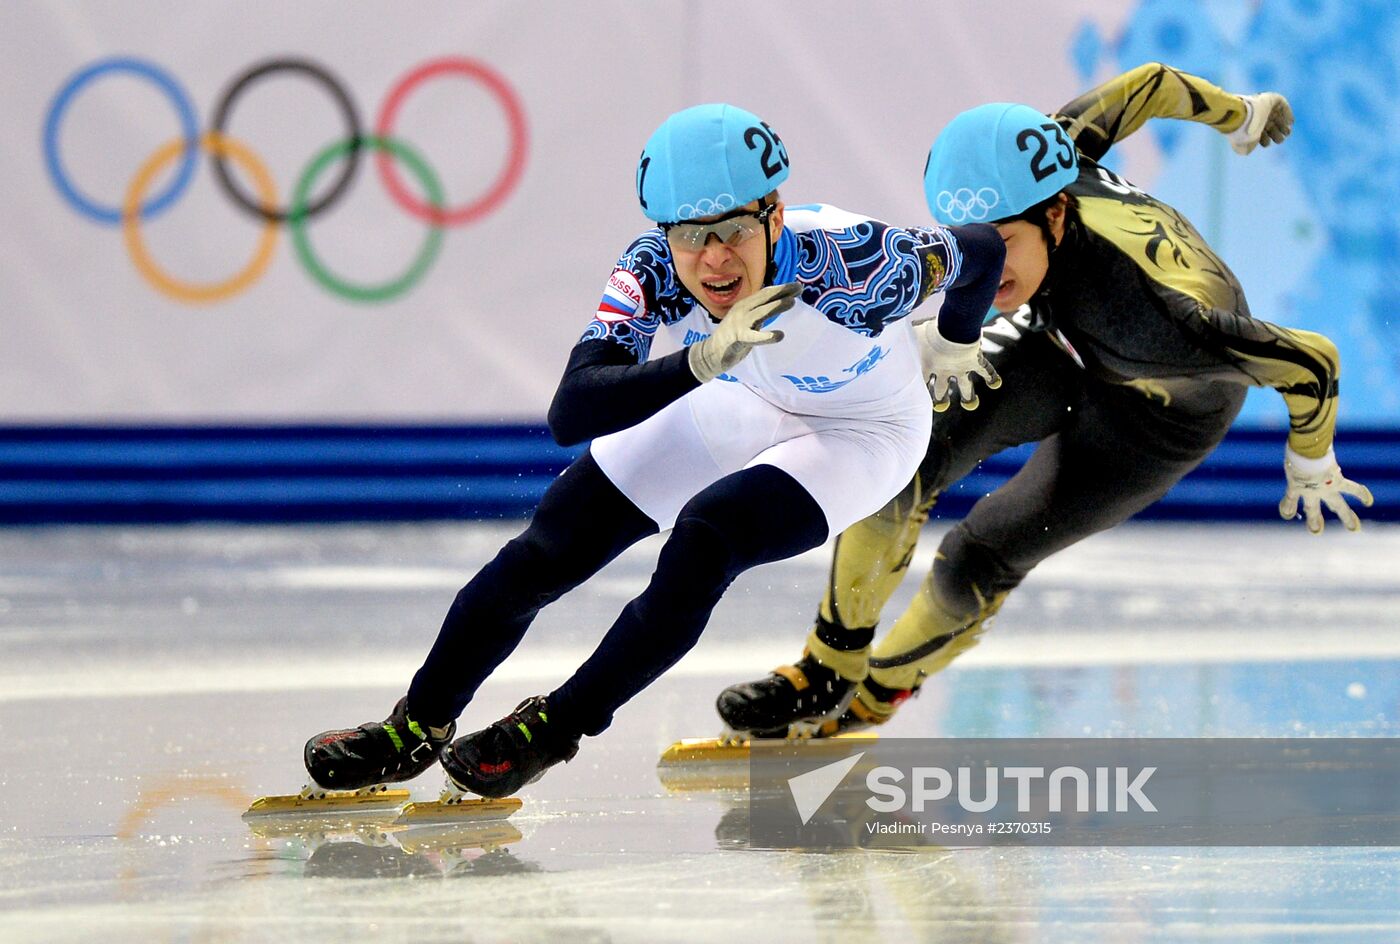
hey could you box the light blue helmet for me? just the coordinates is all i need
[923,103,1078,226]
[636,103,790,223]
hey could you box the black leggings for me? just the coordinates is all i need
[407,451,829,735]
[920,324,1245,616]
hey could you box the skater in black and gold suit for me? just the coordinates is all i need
[717,63,1374,739]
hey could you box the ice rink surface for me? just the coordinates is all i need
[1,520,1398,943]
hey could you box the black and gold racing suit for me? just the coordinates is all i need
[797,63,1343,717]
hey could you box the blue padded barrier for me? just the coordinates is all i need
[0,424,1393,525]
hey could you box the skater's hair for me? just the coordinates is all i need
[1003,191,1078,250]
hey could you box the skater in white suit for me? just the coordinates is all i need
[303,103,1005,797]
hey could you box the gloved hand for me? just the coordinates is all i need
[913,320,1001,411]
[1229,92,1294,156]
[1278,445,1374,534]
[687,282,801,383]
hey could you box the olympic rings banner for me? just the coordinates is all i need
[3,1,1398,424]
[44,55,527,305]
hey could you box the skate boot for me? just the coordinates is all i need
[441,696,581,799]
[716,652,858,740]
[304,696,455,791]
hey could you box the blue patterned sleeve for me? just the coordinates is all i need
[547,231,699,446]
[579,231,681,364]
[797,220,970,336]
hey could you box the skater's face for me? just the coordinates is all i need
[667,196,784,319]
[991,195,1068,313]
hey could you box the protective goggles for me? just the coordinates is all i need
[661,202,776,251]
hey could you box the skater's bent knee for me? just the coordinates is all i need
[933,525,1025,615]
[667,515,741,587]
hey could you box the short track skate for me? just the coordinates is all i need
[243,779,522,825]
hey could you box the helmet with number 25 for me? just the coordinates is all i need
[923,103,1078,226]
[636,103,790,224]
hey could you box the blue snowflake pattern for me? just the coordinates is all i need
[580,230,696,363]
[794,223,953,337]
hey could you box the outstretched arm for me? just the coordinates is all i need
[1194,308,1338,457]
[1054,62,1291,160]
[1191,308,1372,532]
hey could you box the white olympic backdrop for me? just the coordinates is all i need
[2,0,1395,425]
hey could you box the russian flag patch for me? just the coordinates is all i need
[597,270,646,323]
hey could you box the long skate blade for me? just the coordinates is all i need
[658,737,755,765]
[396,795,522,824]
[657,734,878,792]
[243,786,411,819]
[658,731,878,765]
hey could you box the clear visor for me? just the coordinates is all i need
[662,204,774,252]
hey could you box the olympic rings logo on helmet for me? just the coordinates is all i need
[673,194,739,222]
[43,55,528,304]
[934,187,1001,224]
